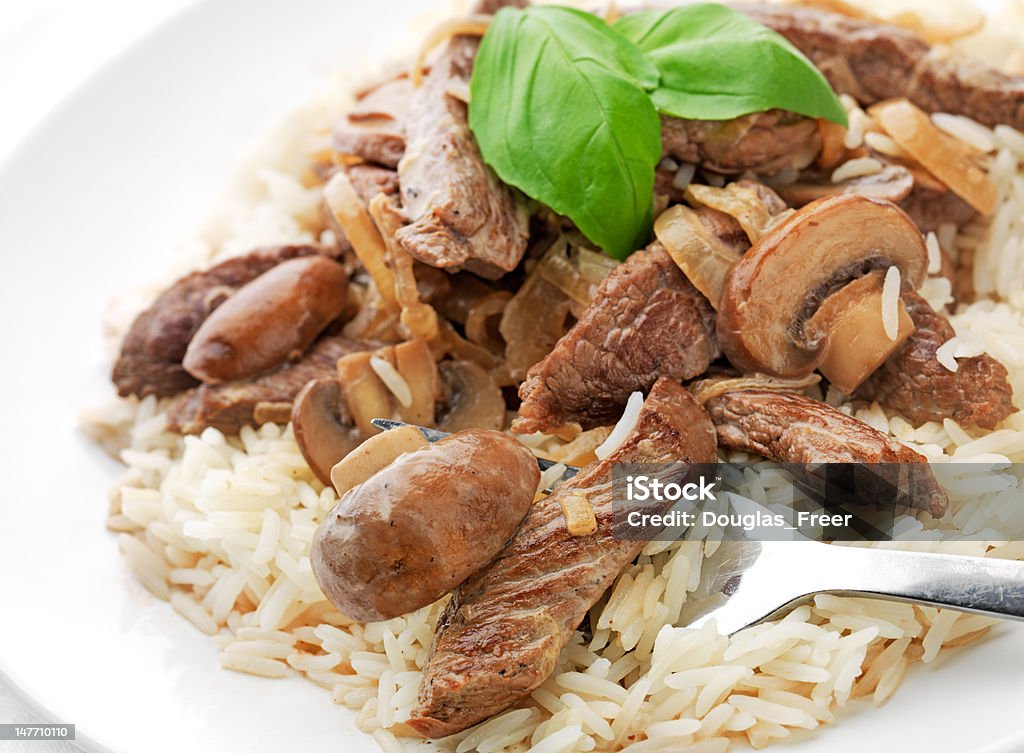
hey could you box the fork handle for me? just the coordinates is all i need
[820,546,1024,621]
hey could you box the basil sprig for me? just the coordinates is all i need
[613,5,848,124]
[469,3,846,259]
[469,6,662,258]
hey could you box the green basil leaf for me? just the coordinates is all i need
[614,4,848,126]
[469,6,662,259]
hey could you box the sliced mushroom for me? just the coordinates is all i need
[323,170,399,312]
[296,340,445,483]
[392,340,441,426]
[499,253,573,383]
[336,352,394,436]
[773,163,914,207]
[437,360,506,433]
[330,425,429,497]
[806,271,915,393]
[717,194,928,379]
[292,378,361,485]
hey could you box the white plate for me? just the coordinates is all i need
[0,1,1023,751]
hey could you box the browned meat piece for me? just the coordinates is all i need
[345,164,399,204]
[112,245,323,399]
[856,293,1015,429]
[661,110,821,175]
[333,0,526,171]
[705,389,949,516]
[332,78,411,168]
[691,206,749,250]
[899,186,976,233]
[395,40,528,279]
[332,127,405,170]
[408,378,718,738]
[475,0,528,12]
[735,4,926,104]
[166,336,371,435]
[908,51,1024,132]
[736,3,1024,130]
[513,245,719,435]
[514,184,786,436]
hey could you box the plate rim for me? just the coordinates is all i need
[1,0,1023,751]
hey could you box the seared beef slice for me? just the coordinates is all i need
[113,245,323,398]
[167,336,370,435]
[409,378,718,738]
[395,40,528,279]
[514,245,718,435]
[705,389,949,516]
[737,3,1024,130]
[856,293,1015,429]
[660,110,821,175]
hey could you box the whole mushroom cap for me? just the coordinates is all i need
[717,194,928,378]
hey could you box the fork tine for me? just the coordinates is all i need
[678,539,828,635]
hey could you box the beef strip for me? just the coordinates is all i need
[332,78,411,168]
[112,245,324,399]
[333,125,405,170]
[513,244,719,435]
[474,0,528,12]
[408,378,718,738]
[855,293,1015,429]
[736,3,1024,130]
[705,389,949,516]
[660,110,821,175]
[898,186,976,233]
[166,336,371,435]
[345,164,400,204]
[395,37,529,279]
[514,183,785,436]
[906,50,1024,132]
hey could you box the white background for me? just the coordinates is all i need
[0,5,195,749]
[2,3,1022,753]
[0,0,195,166]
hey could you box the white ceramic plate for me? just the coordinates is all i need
[1,1,1023,751]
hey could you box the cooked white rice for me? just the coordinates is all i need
[83,3,1024,752]
[595,391,644,461]
[881,265,901,341]
[931,112,998,153]
[830,156,883,183]
[370,355,414,408]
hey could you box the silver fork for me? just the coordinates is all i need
[371,418,1024,635]
[679,538,1024,635]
